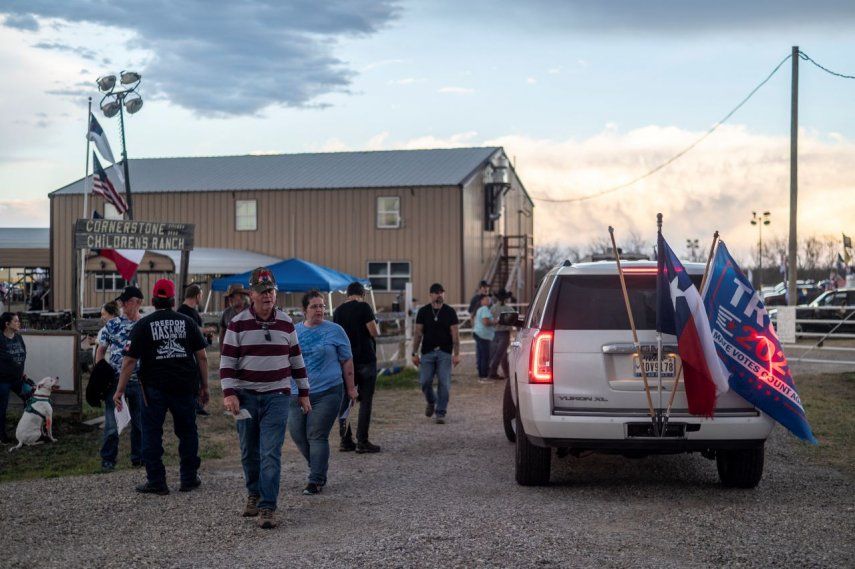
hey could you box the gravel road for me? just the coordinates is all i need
[1,369,852,568]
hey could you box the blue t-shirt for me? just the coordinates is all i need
[292,320,352,394]
[473,305,495,341]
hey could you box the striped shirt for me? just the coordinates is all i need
[219,305,309,397]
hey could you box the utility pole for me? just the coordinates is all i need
[787,46,799,305]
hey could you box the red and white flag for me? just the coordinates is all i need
[99,249,145,281]
[92,153,127,214]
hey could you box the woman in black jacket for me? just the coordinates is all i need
[0,312,26,443]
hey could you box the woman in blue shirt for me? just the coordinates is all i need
[290,290,356,495]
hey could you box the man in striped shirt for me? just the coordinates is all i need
[220,267,311,529]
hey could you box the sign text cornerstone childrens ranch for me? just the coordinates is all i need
[73,219,195,251]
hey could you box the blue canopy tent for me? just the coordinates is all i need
[211,258,370,308]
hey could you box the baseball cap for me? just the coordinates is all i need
[249,267,278,293]
[116,286,144,303]
[152,279,176,299]
[429,283,445,294]
[225,284,249,298]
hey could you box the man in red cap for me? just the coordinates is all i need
[114,278,209,495]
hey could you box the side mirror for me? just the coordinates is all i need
[499,311,525,327]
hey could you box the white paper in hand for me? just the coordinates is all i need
[114,395,132,435]
[231,408,252,420]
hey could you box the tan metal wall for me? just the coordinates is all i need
[460,169,535,303]
[50,186,464,310]
[0,248,50,268]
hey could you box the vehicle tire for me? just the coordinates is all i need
[716,446,764,488]
[515,407,551,486]
[503,378,516,442]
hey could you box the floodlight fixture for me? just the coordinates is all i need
[97,75,116,92]
[124,94,143,114]
[120,71,141,85]
[101,100,121,118]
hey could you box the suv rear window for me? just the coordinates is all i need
[552,274,702,330]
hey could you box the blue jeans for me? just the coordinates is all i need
[101,381,144,465]
[140,386,200,488]
[288,384,343,486]
[419,350,453,416]
[236,390,289,511]
[474,334,492,378]
[0,382,11,438]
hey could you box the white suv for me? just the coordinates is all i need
[503,260,774,487]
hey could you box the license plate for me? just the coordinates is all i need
[632,355,675,378]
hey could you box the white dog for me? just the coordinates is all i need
[9,376,60,452]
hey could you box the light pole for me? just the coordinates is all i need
[750,211,771,288]
[97,71,143,220]
[686,238,699,262]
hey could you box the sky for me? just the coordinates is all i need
[0,0,853,261]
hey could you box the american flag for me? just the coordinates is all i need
[92,152,127,214]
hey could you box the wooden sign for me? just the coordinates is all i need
[73,219,194,250]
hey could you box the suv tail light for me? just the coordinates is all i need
[529,330,553,384]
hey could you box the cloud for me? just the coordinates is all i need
[437,86,474,94]
[0,198,50,226]
[1,1,400,116]
[483,126,855,258]
[449,0,855,34]
[526,77,537,84]
[33,41,97,60]
[2,12,38,31]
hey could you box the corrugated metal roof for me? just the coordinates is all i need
[51,147,502,196]
[0,228,50,249]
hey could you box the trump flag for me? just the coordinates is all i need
[701,241,817,443]
[657,234,730,416]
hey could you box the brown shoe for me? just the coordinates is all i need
[257,509,277,529]
[243,495,260,517]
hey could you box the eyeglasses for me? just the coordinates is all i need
[307,303,326,310]
[261,323,271,342]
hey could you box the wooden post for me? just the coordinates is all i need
[787,46,799,306]
[608,226,657,432]
[179,250,190,297]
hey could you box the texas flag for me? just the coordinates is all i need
[91,211,144,281]
[656,234,729,416]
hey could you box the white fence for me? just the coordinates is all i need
[773,305,855,366]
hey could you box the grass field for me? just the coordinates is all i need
[792,371,855,475]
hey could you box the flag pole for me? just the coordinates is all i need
[609,226,658,435]
[79,98,92,314]
[663,230,720,422]
[656,214,664,435]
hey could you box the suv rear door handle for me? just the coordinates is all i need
[601,343,677,354]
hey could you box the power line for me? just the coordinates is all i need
[533,53,793,204]
[799,51,855,80]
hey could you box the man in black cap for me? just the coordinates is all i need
[96,285,145,471]
[333,281,380,453]
[412,283,460,424]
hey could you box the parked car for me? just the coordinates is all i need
[501,260,773,488]
[762,281,823,306]
[793,288,855,334]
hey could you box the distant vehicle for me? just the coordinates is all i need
[793,288,855,334]
[762,281,822,306]
[502,260,773,489]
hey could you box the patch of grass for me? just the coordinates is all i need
[794,371,855,475]
[377,367,420,390]
[0,377,240,483]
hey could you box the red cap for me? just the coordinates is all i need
[152,278,176,299]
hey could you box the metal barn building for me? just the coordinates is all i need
[48,147,534,310]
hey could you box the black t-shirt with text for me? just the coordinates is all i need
[333,300,376,364]
[416,303,459,354]
[126,309,206,395]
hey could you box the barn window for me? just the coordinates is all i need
[95,272,127,292]
[377,197,401,229]
[236,200,257,231]
[368,261,410,291]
